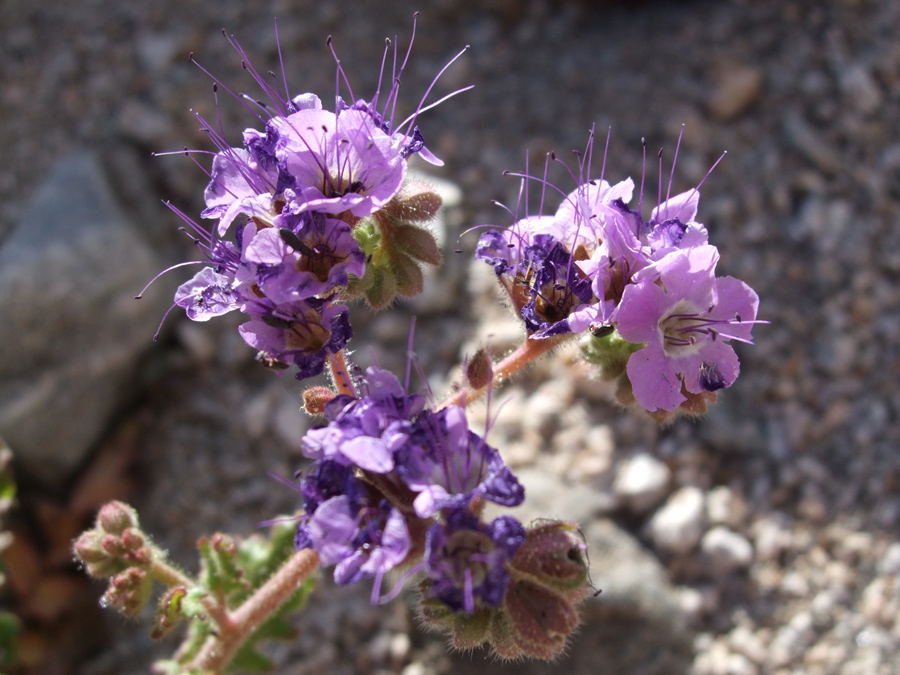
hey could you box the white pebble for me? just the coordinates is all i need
[701,526,754,573]
[613,452,671,514]
[647,486,706,554]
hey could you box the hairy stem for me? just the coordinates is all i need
[191,549,320,673]
[147,552,196,590]
[441,334,573,409]
[329,350,356,397]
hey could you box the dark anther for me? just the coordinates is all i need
[262,315,296,330]
[279,228,316,257]
[342,181,364,195]
[591,324,615,339]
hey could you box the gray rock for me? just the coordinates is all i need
[838,64,883,116]
[485,465,614,525]
[647,486,707,554]
[0,151,171,488]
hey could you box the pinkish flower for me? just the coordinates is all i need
[614,245,760,412]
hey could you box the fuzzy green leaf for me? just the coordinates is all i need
[0,611,20,668]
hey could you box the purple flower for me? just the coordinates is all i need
[273,107,407,219]
[395,405,525,518]
[475,215,555,279]
[202,148,280,237]
[614,245,760,411]
[519,234,595,337]
[237,297,352,380]
[550,177,636,255]
[294,460,410,586]
[424,509,525,613]
[240,213,366,303]
[300,367,425,473]
[174,266,240,321]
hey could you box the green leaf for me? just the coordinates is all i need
[151,587,189,640]
[198,534,249,597]
[227,645,275,673]
[0,610,20,667]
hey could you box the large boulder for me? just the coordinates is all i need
[0,151,171,489]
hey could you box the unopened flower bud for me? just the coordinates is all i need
[100,534,127,557]
[102,567,151,617]
[120,528,145,552]
[387,181,443,222]
[97,501,139,535]
[303,386,337,415]
[508,521,589,600]
[74,531,125,578]
[465,348,492,392]
[497,577,581,660]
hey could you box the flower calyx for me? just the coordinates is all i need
[418,519,590,661]
[347,183,443,309]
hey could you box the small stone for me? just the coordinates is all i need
[708,64,764,121]
[780,570,810,597]
[728,625,767,665]
[118,98,175,146]
[784,113,842,175]
[613,452,671,514]
[647,486,706,554]
[706,485,748,528]
[752,515,793,561]
[769,612,815,667]
[701,526,753,573]
[389,632,411,662]
[877,542,900,576]
[400,663,430,675]
[272,395,310,448]
[838,64,883,116]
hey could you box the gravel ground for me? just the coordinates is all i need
[2,0,900,673]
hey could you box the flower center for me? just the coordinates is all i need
[659,299,717,357]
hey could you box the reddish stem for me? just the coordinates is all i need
[328,350,356,397]
[440,334,572,410]
[191,549,320,673]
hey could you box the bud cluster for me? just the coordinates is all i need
[73,501,154,616]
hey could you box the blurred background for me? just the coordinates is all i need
[1,0,899,673]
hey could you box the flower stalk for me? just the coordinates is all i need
[442,333,574,410]
[191,550,320,673]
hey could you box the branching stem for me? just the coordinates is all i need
[147,553,196,590]
[191,549,320,673]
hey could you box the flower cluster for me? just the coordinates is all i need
[164,28,460,380]
[476,133,762,414]
[293,366,525,601]
[291,365,588,658]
